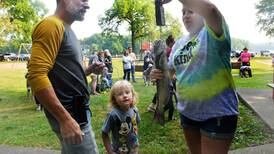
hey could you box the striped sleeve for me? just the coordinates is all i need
[28,16,64,94]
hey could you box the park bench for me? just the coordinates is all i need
[135,64,143,72]
[135,60,144,72]
[133,60,144,79]
[231,61,241,69]
[230,61,241,77]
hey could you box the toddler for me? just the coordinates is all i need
[102,80,140,154]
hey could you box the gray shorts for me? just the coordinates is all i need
[45,110,99,154]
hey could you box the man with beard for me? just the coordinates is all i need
[28,0,104,153]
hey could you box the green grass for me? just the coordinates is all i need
[0,57,273,153]
[232,57,272,88]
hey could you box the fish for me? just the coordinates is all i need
[152,40,170,125]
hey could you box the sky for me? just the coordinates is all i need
[45,0,273,44]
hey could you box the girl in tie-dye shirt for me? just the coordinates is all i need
[151,0,238,153]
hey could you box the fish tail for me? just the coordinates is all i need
[153,110,165,125]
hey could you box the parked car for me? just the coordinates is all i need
[260,50,270,56]
[18,53,30,61]
[3,53,17,61]
[231,50,241,58]
[270,51,274,57]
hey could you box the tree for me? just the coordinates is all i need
[0,0,48,53]
[99,0,155,53]
[99,0,182,53]
[145,12,182,42]
[256,0,274,37]
[30,0,49,17]
[231,38,250,51]
[81,33,131,55]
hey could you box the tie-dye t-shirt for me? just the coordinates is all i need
[168,20,238,121]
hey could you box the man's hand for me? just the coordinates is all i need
[60,118,84,145]
[34,88,85,145]
[85,61,105,75]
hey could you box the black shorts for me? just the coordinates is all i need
[180,114,238,140]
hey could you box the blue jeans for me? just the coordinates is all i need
[123,69,131,81]
[45,110,99,154]
[131,65,135,82]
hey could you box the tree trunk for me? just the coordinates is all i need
[131,24,135,54]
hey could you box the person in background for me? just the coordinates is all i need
[143,50,154,86]
[104,49,113,74]
[25,60,42,110]
[239,47,251,66]
[143,50,154,73]
[166,34,175,58]
[102,80,140,154]
[98,50,106,64]
[27,0,104,153]
[238,47,252,77]
[89,52,100,95]
[104,49,113,86]
[151,0,238,153]
[128,47,137,82]
[165,34,176,90]
[122,50,132,81]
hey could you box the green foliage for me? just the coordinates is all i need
[256,0,274,37]
[99,0,155,52]
[231,38,250,51]
[81,34,131,55]
[99,0,182,52]
[30,0,49,18]
[0,0,48,53]
[147,13,183,41]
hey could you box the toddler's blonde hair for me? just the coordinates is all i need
[109,80,138,109]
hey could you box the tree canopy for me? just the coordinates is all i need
[81,34,131,55]
[256,0,274,37]
[99,0,182,53]
[0,0,48,53]
[231,38,250,51]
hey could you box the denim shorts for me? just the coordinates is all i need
[180,114,238,140]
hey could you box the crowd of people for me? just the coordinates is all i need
[26,0,240,153]
[87,46,139,95]
[88,49,113,95]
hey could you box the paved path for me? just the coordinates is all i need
[0,145,59,154]
[1,88,274,154]
[237,88,274,131]
[229,88,274,154]
[229,143,274,154]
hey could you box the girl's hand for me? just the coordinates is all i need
[150,68,164,82]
